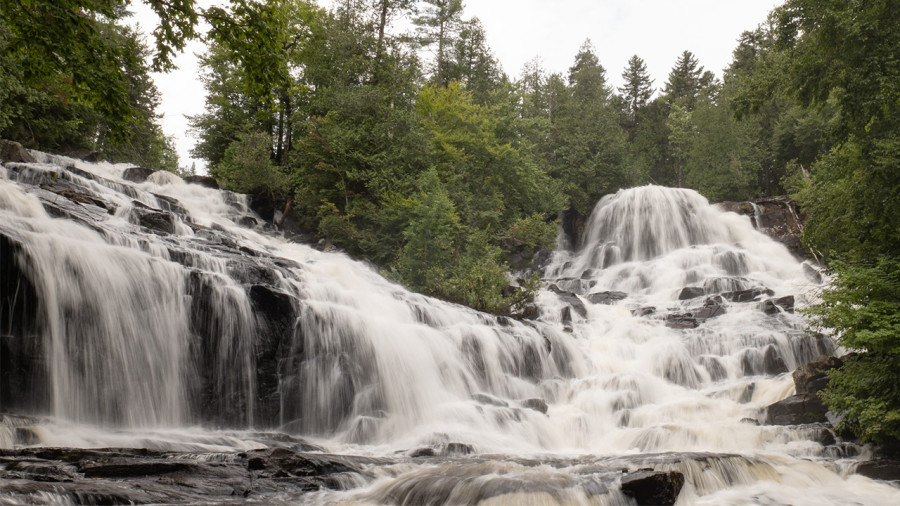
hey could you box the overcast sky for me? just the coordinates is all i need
[130,0,782,172]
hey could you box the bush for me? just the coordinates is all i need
[809,257,900,443]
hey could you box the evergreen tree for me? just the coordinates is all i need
[413,0,464,87]
[663,50,716,110]
[618,55,654,125]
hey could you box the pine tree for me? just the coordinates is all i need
[619,55,654,121]
[413,0,465,87]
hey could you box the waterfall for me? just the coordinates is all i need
[1,159,897,505]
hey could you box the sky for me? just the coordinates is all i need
[129,0,783,172]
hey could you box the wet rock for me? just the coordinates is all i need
[263,448,366,480]
[122,166,155,183]
[548,284,588,319]
[472,393,508,408]
[0,235,48,414]
[443,442,474,456]
[678,286,705,300]
[765,393,828,425]
[665,314,699,329]
[80,460,193,478]
[817,428,837,446]
[699,356,727,382]
[408,447,436,458]
[793,355,843,395]
[248,285,298,426]
[135,209,176,235]
[739,383,756,403]
[691,298,727,320]
[856,460,900,481]
[803,263,823,284]
[520,398,549,414]
[620,470,685,506]
[0,139,36,163]
[763,345,788,375]
[722,287,774,303]
[740,417,760,425]
[760,295,795,315]
[586,291,627,305]
[184,175,220,189]
[632,306,656,317]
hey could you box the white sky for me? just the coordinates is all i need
[129,0,782,171]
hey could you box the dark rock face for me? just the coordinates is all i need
[0,446,376,504]
[856,460,900,481]
[793,356,843,395]
[0,236,48,414]
[765,393,828,425]
[121,166,156,183]
[620,470,685,506]
[183,175,220,189]
[0,139,36,163]
[135,208,176,235]
[717,196,808,259]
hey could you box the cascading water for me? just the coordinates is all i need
[0,155,897,505]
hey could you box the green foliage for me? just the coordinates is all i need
[396,169,460,296]
[213,131,288,196]
[505,214,558,251]
[808,258,900,442]
[0,0,191,168]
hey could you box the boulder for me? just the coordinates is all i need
[691,298,727,320]
[620,470,685,506]
[665,314,699,329]
[765,393,828,425]
[793,355,843,395]
[183,175,220,189]
[520,398,549,414]
[548,284,587,319]
[135,209,176,235]
[586,291,627,305]
[0,139,36,163]
[443,442,474,456]
[408,447,436,458]
[632,306,656,317]
[122,166,156,183]
[678,286,705,300]
[760,295,795,315]
[722,287,774,303]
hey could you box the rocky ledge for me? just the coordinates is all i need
[716,196,810,259]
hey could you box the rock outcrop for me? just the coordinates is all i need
[717,196,810,259]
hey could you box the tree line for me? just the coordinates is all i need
[1,0,898,444]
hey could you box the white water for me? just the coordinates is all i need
[0,158,897,504]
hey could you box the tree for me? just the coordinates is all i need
[756,0,900,445]
[447,17,501,104]
[413,0,464,87]
[618,55,654,126]
[663,50,716,110]
[205,0,321,165]
[810,258,900,444]
[0,2,179,168]
[547,40,628,235]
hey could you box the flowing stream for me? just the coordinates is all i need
[0,154,897,504]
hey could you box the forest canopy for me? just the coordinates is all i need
[2,0,899,442]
